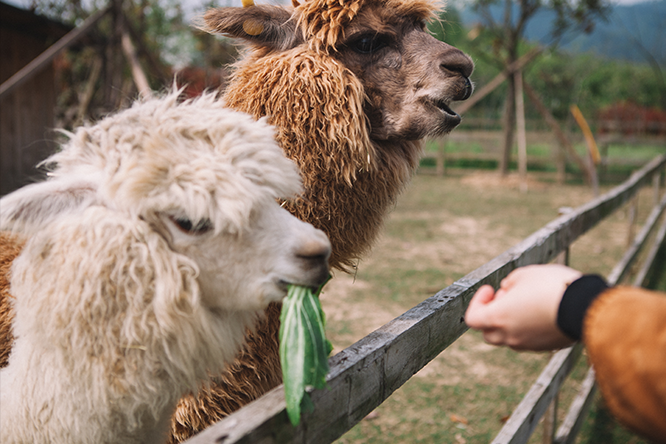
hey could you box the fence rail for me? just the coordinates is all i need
[184,154,666,444]
[420,132,666,181]
[493,154,666,444]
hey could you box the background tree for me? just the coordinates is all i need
[465,0,610,175]
[18,0,239,129]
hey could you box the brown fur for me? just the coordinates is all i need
[0,0,473,441]
[0,232,25,368]
[169,0,473,441]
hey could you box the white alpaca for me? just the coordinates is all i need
[0,92,331,444]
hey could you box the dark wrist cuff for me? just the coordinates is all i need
[556,274,609,341]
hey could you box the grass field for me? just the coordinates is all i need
[319,163,660,443]
[422,133,666,183]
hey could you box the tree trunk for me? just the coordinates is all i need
[105,0,125,109]
[514,69,527,192]
[499,72,516,176]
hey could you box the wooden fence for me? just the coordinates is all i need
[421,131,664,181]
[184,154,666,444]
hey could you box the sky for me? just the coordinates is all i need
[4,0,655,12]
[2,0,657,29]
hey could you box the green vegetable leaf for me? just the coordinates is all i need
[279,279,332,426]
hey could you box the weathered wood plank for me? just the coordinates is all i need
[607,191,666,285]
[633,214,666,286]
[188,284,473,444]
[553,368,597,444]
[183,155,666,444]
[490,158,666,444]
[490,345,583,444]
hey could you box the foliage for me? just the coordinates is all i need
[28,0,238,129]
[442,0,610,174]
[130,0,193,68]
[431,5,665,129]
[466,0,611,62]
[25,0,107,24]
[27,0,666,133]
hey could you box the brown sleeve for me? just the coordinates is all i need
[583,286,666,443]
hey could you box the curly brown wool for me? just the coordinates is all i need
[0,233,24,368]
[169,0,474,441]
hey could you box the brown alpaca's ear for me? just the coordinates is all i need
[203,6,299,51]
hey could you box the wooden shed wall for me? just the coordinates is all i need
[0,3,69,195]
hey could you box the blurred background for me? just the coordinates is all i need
[1,0,664,193]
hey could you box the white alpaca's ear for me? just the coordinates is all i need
[0,176,100,236]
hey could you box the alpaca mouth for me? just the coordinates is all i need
[432,76,473,130]
[435,99,460,119]
[434,99,462,129]
[277,279,319,293]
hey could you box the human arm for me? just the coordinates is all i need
[583,286,666,443]
[464,264,583,351]
[464,264,666,442]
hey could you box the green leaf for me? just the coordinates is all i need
[279,279,332,426]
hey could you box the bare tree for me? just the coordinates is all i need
[469,0,610,175]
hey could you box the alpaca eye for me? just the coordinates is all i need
[171,217,213,235]
[349,34,389,54]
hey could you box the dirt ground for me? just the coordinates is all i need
[320,170,652,444]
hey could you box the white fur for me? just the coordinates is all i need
[0,91,330,444]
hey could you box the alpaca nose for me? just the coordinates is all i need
[438,47,474,102]
[296,229,331,285]
[439,47,474,79]
[297,229,331,263]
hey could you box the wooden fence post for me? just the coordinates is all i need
[76,56,103,123]
[522,83,592,186]
[515,69,527,192]
[570,105,600,196]
[436,139,446,177]
[542,395,558,444]
[627,196,638,249]
[542,244,570,444]
[105,0,125,109]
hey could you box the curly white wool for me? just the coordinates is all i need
[0,91,330,444]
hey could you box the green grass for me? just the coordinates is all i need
[422,134,665,182]
[322,168,658,444]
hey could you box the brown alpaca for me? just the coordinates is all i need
[0,0,473,441]
[170,0,473,441]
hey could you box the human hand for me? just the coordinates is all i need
[464,264,582,351]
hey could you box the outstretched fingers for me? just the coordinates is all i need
[465,284,508,346]
[464,285,497,329]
